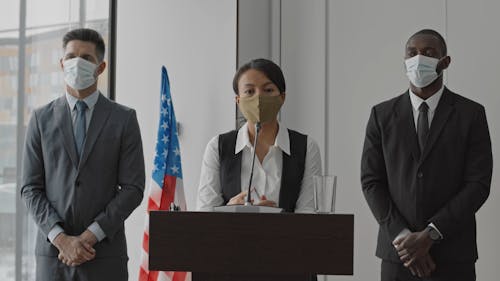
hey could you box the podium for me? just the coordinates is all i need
[149,211,353,281]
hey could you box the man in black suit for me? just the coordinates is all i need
[361,29,492,281]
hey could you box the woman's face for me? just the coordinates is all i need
[236,69,282,99]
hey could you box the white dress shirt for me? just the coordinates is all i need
[196,122,322,213]
[394,87,445,243]
[47,91,106,243]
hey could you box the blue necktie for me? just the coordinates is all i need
[75,100,87,160]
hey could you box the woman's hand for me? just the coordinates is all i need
[256,195,277,207]
[227,191,249,205]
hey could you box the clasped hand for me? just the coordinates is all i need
[227,191,277,207]
[393,230,435,278]
[54,230,97,267]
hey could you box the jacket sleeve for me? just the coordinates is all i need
[429,106,492,237]
[361,107,409,241]
[94,110,145,241]
[21,111,64,237]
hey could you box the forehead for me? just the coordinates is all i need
[238,69,271,86]
[64,40,97,56]
[406,34,442,51]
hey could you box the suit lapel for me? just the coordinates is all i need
[79,94,113,169]
[396,93,421,161]
[420,88,454,162]
[54,96,79,168]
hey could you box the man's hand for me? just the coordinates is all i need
[53,233,96,267]
[393,230,433,267]
[407,253,436,278]
[79,229,98,247]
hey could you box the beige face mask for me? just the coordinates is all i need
[238,94,283,123]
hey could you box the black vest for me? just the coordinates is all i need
[218,129,307,212]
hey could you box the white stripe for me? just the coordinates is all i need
[173,179,187,211]
[149,180,163,208]
[158,271,173,281]
[140,249,149,272]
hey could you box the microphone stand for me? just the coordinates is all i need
[245,122,261,206]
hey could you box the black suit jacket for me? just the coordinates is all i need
[361,87,492,263]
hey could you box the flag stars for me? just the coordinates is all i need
[161,122,169,130]
[170,165,179,175]
[162,135,169,144]
[162,149,168,158]
[161,107,167,116]
[173,147,180,157]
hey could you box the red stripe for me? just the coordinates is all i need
[148,197,160,211]
[172,271,188,281]
[160,175,176,209]
[138,267,149,281]
[142,232,149,253]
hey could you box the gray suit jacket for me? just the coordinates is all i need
[21,93,145,280]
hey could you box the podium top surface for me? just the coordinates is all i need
[149,211,353,275]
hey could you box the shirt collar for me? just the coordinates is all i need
[235,122,291,155]
[409,85,444,113]
[65,90,100,111]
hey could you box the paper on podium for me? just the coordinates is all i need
[213,205,284,213]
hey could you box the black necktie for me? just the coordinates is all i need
[417,102,429,154]
[75,100,87,160]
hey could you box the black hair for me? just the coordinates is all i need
[407,29,447,56]
[232,58,286,95]
[63,28,105,62]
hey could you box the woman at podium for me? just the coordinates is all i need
[196,58,322,213]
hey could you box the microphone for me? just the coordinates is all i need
[245,122,261,206]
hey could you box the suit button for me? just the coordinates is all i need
[417,172,423,178]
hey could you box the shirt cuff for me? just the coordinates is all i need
[48,224,65,243]
[393,228,411,246]
[88,222,106,242]
[428,222,444,239]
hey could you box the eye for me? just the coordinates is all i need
[64,54,75,60]
[243,89,255,95]
[264,88,275,93]
[407,51,417,58]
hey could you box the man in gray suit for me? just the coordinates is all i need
[21,28,145,281]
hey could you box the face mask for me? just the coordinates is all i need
[238,94,283,124]
[405,55,442,88]
[63,57,98,90]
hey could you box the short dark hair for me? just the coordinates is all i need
[232,58,286,95]
[63,28,105,62]
[407,29,447,56]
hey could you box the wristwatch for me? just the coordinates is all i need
[426,226,442,241]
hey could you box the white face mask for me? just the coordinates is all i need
[63,57,98,90]
[405,55,442,88]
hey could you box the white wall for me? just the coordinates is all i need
[279,0,500,280]
[115,1,236,280]
[114,0,499,280]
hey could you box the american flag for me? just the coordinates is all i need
[139,66,188,281]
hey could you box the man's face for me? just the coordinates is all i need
[405,34,444,60]
[60,40,106,77]
[62,40,100,64]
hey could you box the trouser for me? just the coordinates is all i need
[381,260,475,281]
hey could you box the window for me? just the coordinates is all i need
[0,1,115,280]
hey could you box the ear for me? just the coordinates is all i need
[439,56,451,71]
[280,93,286,103]
[96,61,107,75]
[235,94,240,105]
[59,58,64,70]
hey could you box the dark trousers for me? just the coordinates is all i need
[381,260,475,281]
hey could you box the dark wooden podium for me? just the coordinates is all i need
[149,211,353,281]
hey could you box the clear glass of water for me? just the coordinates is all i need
[313,175,337,214]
